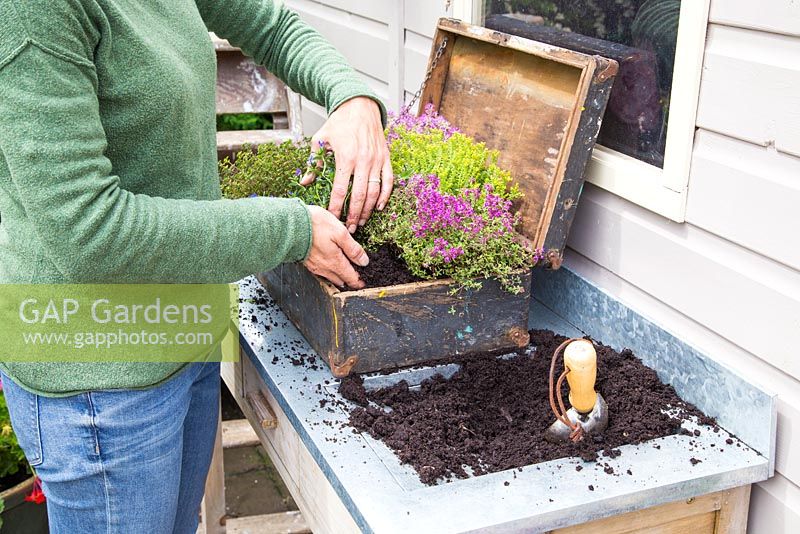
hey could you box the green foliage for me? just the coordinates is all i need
[219,140,309,200]
[402,222,531,293]
[216,113,274,132]
[298,142,352,211]
[0,391,29,481]
[219,139,351,213]
[389,128,520,200]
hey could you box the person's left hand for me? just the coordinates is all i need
[300,97,393,233]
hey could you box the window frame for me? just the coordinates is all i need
[449,0,711,222]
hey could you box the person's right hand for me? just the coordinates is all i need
[303,205,368,289]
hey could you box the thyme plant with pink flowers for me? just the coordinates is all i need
[363,173,539,292]
[220,104,543,292]
[219,138,344,211]
[363,105,540,292]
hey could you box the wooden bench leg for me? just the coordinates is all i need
[198,406,226,534]
[715,485,751,533]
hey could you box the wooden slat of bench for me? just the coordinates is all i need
[551,491,723,533]
[198,408,226,534]
[225,511,310,534]
[217,129,297,153]
[714,485,751,533]
[221,419,260,449]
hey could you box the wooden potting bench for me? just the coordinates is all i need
[205,276,765,534]
[197,23,766,534]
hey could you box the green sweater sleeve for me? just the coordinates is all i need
[0,42,311,284]
[195,0,387,124]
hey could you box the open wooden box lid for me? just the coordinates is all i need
[419,19,618,268]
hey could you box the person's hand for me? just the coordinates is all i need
[303,205,368,289]
[300,96,393,233]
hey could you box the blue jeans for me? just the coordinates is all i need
[1,362,220,534]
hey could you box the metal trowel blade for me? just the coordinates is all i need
[544,392,609,443]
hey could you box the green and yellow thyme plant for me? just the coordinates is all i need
[219,139,306,199]
[219,105,543,292]
[387,106,520,200]
[219,139,348,210]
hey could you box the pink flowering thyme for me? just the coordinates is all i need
[387,103,460,141]
[409,175,476,237]
[366,173,542,293]
[431,237,465,263]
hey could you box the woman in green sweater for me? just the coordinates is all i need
[0,1,391,532]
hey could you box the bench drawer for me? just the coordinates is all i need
[222,355,361,534]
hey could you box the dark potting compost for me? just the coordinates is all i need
[341,330,719,485]
[354,244,423,289]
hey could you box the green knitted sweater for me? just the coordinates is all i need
[0,0,382,395]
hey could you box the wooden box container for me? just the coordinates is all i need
[259,265,532,376]
[419,19,618,261]
[259,19,617,377]
[483,15,665,167]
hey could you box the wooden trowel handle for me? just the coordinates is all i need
[564,339,597,414]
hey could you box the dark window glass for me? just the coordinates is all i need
[482,0,682,167]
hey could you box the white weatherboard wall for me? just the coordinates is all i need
[283,0,447,132]
[288,1,800,531]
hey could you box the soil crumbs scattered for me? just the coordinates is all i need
[355,244,423,288]
[341,330,716,485]
[338,373,369,406]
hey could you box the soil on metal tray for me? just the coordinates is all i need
[340,330,718,485]
[354,244,424,288]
